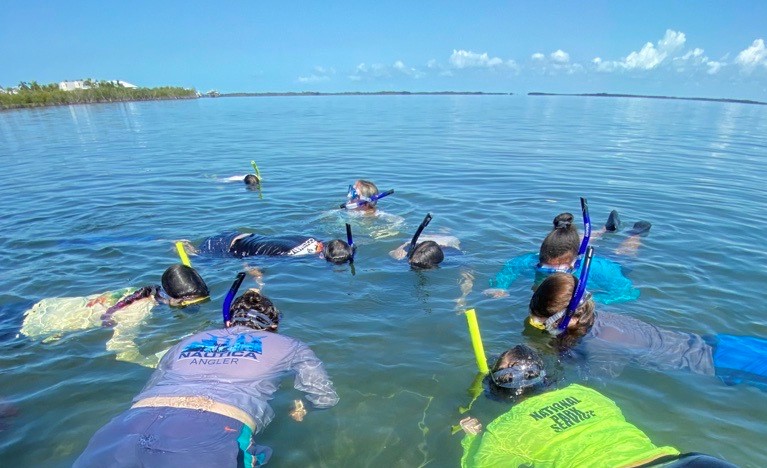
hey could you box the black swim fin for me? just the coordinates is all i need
[605,210,621,231]
[627,221,652,236]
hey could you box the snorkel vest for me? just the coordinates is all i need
[460,384,679,468]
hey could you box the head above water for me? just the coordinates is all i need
[409,240,444,269]
[348,179,380,209]
[229,290,280,332]
[324,239,354,264]
[161,264,210,305]
[488,344,548,399]
[243,174,260,187]
[539,213,580,267]
[528,272,596,338]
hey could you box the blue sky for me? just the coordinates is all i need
[2,0,766,100]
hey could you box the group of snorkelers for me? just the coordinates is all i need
[20,177,767,466]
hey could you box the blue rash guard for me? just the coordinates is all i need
[198,231,322,258]
[75,325,339,467]
[489,252,640,304]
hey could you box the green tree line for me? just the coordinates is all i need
[0,80,198,110]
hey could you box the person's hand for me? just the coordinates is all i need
[389,247,407,260]
[459,417,482,435]
[482,288,509,298]
[289,400,307,422]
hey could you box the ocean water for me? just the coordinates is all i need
[1,95,767,467]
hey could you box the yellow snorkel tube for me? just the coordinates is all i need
[465,309,489,374]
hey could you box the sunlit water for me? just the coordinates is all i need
[2,95,767,467]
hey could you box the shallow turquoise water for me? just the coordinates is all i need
[2,96,767,466]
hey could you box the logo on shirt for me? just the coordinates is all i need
[178,333,264,365]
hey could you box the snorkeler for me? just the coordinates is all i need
[527,247,767,390]
[341,179,394,212]
[485,198,641,304]
[458,344,736,467]
[388,214,462,269]
[20,264,210,367]
[182,228,354,264]
[74,274,338,468]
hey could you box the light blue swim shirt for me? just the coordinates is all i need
[489,252,640,304]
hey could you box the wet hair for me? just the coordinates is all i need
[529,272,596,348]
[488,345,548,400]
[161,264,210,300]
[355,180,379,204]
[324,239,354,264]
[243,174,260,187]
[539,213,580,265]
[409,240,444,269]
[229,290,280,332]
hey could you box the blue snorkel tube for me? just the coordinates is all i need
[346,223,357,275]
[222,272,246,325]
[572,197,591,270]
[557,246,594,333]
[340,189,395,209]
[407,213,433,260]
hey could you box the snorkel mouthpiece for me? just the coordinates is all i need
[407,213,433,260]
[554,246,594,334]
[223,272,246,325]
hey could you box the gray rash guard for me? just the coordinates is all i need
[568,311,716,378]
[135,325,339,431]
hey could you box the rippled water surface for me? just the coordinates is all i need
[2,96,767,466]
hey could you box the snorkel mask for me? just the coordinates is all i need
[530,246,594,336]
[341,186,395,210]
[407,213,433,260]
[490,361,547,390]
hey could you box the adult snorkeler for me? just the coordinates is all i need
[20,264,210,367]
[527,247,767,390]
[74,273,339,467]
[340,179,394,212]
[458,344,737,467]
[485,198,642,304]
[180,226,355,264]
[389,213,462,269]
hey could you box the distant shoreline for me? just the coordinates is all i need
[528,92,767,106]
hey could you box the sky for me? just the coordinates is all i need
[1,0,766,101]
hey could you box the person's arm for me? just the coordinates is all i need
[106,296,157,367]
[290,344,339,409]
[484,252,538,297]
[389,242,409,260]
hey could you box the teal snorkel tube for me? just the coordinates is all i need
[407,213,433,259]
[550,246,594,334]
[223,272,246,325]
[340,189,395,209]
[573,197,591,270]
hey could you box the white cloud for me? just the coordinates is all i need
[736,39,767,71]
[672,47,726,75]
[596,29,687,71]
[449,49,504,69]
[531,52,545,61]
[348,60,423,81]
[297,66,335,84]
[426,59,439,69]
[550,50,570,64]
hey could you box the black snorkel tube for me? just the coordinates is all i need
[573,197,591,270]
[222,272,246,325]
[557,246,594,333]
[340,189,395,209]
[346,223,357,275]
[407,213,433,260]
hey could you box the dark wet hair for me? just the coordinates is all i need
[243,174,260,186]
[539,213,580,265]
[409,240,444,269]
[529,272,595,348]
[324,239,354,264]
[161,264,210,300]
[487,345,548,400]
[230,290,280,332]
